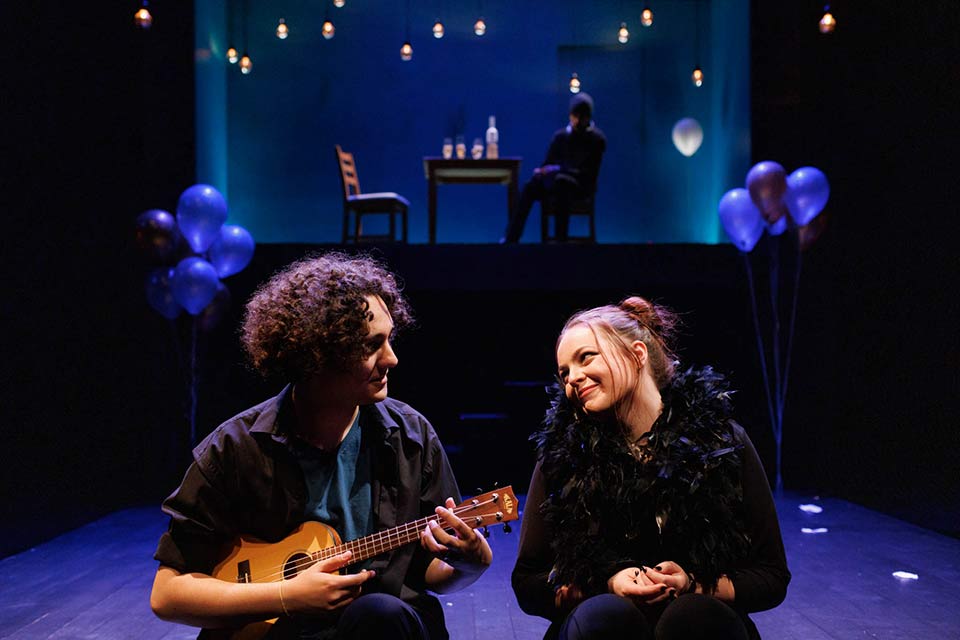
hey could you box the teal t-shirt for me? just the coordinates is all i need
[292,413,373,570]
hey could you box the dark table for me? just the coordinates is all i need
[422,157,522,244]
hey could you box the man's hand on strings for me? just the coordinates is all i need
[284,551,375,614]
[420,498,493,569]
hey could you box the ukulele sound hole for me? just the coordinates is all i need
[284,553,310,580]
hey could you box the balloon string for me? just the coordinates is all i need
[775,230,804,494]
[167,317,186,468]
[743,252,778,463]
[189,317,198,447]
[768,235,784,493]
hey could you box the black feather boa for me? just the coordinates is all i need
[533,366,751,596]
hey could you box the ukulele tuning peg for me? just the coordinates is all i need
[502,522,512,534]
[482,526,490,538]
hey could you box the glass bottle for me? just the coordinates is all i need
[485,116,499,159]
[471,138,484,160]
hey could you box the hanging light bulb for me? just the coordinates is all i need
[819,6,836,34]
[400,41,413,61]
[433,20,444,38]
[226,47,239,64]
[322,19,335,39]
[276,18,289,39]
[618,22,629,44]
[240,54,253,74]
[474,17,487,36]
[134,5,153,29]
[569,72,581,94]
[334,0,346,7]
[691,66,704,87]
[641,6,654,27]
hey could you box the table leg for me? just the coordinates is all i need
[428,170,438,244]
[507,166,519,219]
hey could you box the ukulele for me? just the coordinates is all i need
[206,486,518,640]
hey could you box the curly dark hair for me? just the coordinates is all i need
[241,252,413,380]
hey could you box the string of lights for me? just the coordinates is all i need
[134,2,837,84]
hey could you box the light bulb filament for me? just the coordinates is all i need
[641,7,654,27]
[691,66,704,87]
[134,7,153,29]
[322,20,335,39]
[819,11,836,33]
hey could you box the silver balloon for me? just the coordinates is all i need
[671,118,704,157]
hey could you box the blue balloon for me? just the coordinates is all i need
[767,216,788,236]
[176,184,228,253]
[718,188,765,252]
[145,267,182,319]
[171,257,220,315]
[784,167,830,226]
[208,225,255,277]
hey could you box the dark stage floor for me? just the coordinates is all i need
[1,494,957,639]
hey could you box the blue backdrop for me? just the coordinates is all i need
[195,0,750,244]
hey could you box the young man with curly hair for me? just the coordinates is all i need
[150,252,491,640]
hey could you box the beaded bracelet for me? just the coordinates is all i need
[279,580,292,617]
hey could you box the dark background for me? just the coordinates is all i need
[2,1,958,559]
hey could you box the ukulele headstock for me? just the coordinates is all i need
[455,486,518,531]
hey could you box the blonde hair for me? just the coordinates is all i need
[559,296,679,391]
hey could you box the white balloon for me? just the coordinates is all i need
[671,117,704,157]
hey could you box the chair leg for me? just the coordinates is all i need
[401,206,408,243]
[343,208,350,244]
[355,212,363,242]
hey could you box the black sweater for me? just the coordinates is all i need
[511,372,790,638]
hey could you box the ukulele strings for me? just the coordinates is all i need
[245,497,501,584]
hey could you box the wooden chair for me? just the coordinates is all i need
[335,144,409,243]
[540,195,596,243]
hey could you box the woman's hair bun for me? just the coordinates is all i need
[619,296,660,331]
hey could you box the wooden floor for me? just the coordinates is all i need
[1,494,957,639]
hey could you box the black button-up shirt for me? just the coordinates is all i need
[154,386,461,637]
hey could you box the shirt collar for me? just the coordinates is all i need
[249,384,409,445]
[249,384,294,442]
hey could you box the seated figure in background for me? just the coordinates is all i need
[502,92,607,243]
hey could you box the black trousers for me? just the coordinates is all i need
[276,592,433,640]
[558,593,750,640]
[503,173,581,242]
